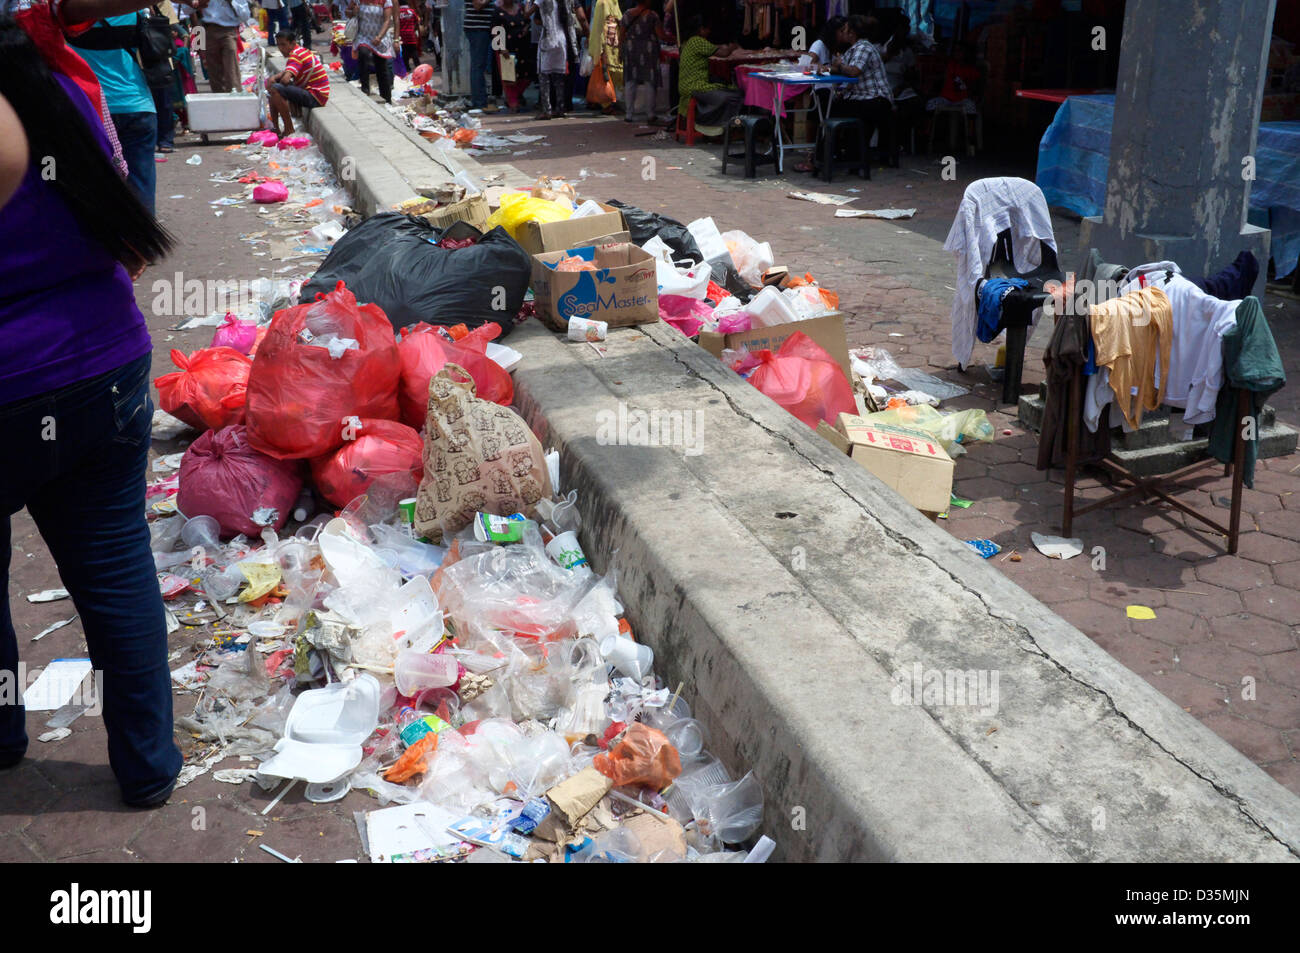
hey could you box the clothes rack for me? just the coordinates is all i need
[1061,370,1249,555]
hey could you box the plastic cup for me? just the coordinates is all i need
[545,530,589,571]
[393,650,459,697]
[599,634,653,681]
[181,515,221,550]
[665,717,705,758]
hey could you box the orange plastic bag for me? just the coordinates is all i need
[593,723,682,789]
[747,331,856,430]
[384,733,438,783]
[397,322,512,427]
[309,418,425,506]
[245,282,401,459]
[586,57,616,106]
[154,347,252,432]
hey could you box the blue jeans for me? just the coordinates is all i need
[265,6,290,44]
[151,84,174,150]
[466,27,492,108]
[111,111,158,216]
[0,355,182,803]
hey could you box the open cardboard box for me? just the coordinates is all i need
[513,201,628,256]
[698,311,852,380]
[831,413,954,517]
[532,242,659,331]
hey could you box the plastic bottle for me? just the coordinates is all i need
[292,488,317,523]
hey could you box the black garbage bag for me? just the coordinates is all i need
[302,213,533,336]
[605,199,753,303]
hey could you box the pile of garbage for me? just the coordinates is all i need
[150,274,770,861]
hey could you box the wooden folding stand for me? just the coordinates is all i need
[1061,370,1249,555]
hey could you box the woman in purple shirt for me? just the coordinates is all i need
[0,13,182,808]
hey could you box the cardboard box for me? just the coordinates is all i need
[532,243,660,331]
[514,202,628,256]
[834,413,954,514]
[419,193,491,231]
[698,311,852,380]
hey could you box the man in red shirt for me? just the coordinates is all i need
[269,32,330,135]
[397,2,420,72]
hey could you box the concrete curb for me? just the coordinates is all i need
[307,72,1300,862]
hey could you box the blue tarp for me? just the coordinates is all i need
[1036,95,1300,278]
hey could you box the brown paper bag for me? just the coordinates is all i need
[414,364,552,543]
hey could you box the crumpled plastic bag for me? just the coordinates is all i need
[592,722,682,789]
[211,313,259,354]
[658,295,714,338]
[253,180,289,203]
[176,424,304,537]
[747,332,857,429]
[485,192,572,241]
[309,418,424,507]
[851,346,969,402]
[397,321,511,426]
[245,281,401,460]
[721,229,774,289]
[859,404,994,457]
[154,347,252,432]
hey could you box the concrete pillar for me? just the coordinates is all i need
[1079,0,1277,296]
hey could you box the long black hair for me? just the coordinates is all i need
[0,14,173,267]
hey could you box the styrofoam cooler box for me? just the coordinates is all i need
[185,92,262,133]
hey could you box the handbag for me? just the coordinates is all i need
[585,56,615,105]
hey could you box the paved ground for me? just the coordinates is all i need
[4,57,1297,863]
[473,95,1300,795]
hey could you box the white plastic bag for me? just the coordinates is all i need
[580,50,594,76]
[721,230,774,289]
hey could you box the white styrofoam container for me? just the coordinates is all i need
[185,92,262,133]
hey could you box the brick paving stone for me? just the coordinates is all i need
[1199,712,1294,764]
[1142,671,1232,717]
[1151,530,1232,563]
[1263,759,1300,790]
[1176,641,1267,685]
[1265,650,1300,690]
[25,786,156,860]
[1257,508,1300,541]
[1130,609,1214,648]
[129,798,260,864]
[1242,585,1300,624]
[1088,630,1176,676]
[1154,584,1244,620]
[1209,614,1298,655]
[1233,531,1300,566]
[0,762,58,836]
[1237,681,1300,732]
[1193,557,1273,591]
[0,834,43,862]
[1269,559,1300,590]
[1089,578,1168,610]
[235,810,363,864]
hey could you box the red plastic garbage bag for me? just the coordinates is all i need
[746,331,856,429]
[277,136,310,150]
[247,129,279,147]
[397,321,511,426]
[177,425,303,538]
[153,347,252,432]
[253,180,288,203]
[309,418,425,506]
[593,723,682,789]
[658,294,714,338]
[211,312,259,354]
[245,281,401,459]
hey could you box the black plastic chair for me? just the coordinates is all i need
[818,116,870,183]
[975,229,1062,405]
[721,114,777,179]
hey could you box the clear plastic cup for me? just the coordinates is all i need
[394,650,459,697]
[181,515,221,549]
[665,717,705,758]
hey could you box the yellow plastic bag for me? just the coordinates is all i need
[485,192,573,240]
[860,405,994,457]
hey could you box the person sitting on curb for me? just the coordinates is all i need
[268,31,330,135]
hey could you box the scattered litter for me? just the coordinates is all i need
[1030,532,1084,560]
[38,728,72,743]
[22,658,93,711]
[1126,605,1157,620]
[32,615,76,642]
[834,207,917,219]
[45,703,88,729]
[186,154,202,165]
[964,539,1001,559]
[788,190,858,206]
[949,495,973,508]
[26,589,70,603]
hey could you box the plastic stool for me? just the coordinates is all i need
[818,117,869,183]
[721,114,776,178]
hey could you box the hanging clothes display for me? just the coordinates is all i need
[1208,297,1284,488]
[1193,250,1259,301]
[1088,285,1172,431]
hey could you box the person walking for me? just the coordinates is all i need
[67,11,159,213]
[586,0,621,112]
[192,0,249,93]
[0,12,182,809]
[619,0,665,123]
[286,0,314,49]
[463,0,493,109]
[495,0,534,113]
[354,0,395,102]
[534,0,568,118]
[261,0,288,44]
